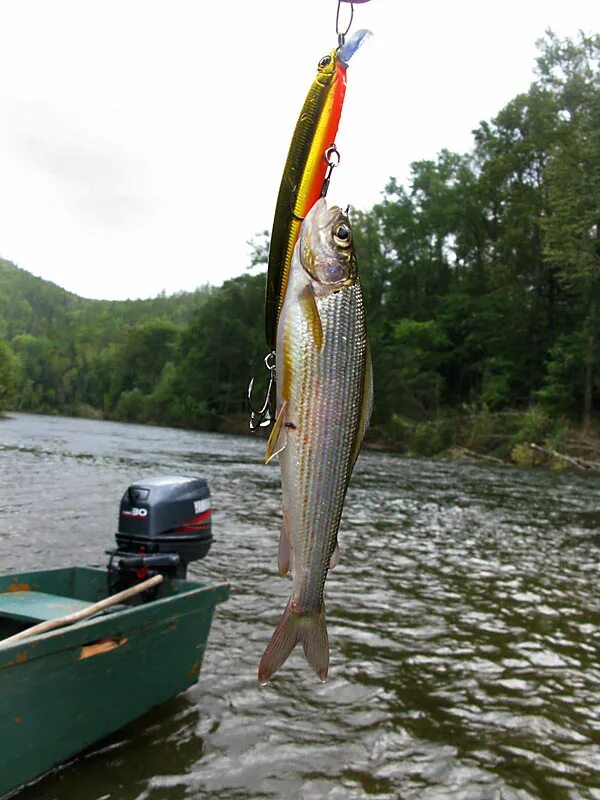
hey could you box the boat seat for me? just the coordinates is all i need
[0,591,92,623]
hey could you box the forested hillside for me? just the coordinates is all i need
[0,256,213,422]
[1,32,599,465]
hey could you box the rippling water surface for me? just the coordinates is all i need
[1,412,599,800]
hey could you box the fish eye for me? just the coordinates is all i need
[333,222,351,248]
[318,55,332,69]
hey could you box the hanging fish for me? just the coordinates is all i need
[264,27,372,353]
[258,197,373,684]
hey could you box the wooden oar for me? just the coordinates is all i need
[0,573,163,648]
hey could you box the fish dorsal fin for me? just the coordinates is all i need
[298,284,323,351]
[265,401,288,464]
[350,343,373,469]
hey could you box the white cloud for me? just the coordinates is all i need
[0,0,598,299]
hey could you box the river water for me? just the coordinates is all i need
[0,412,599,800]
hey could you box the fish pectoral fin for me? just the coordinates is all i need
[329,542,340,570]
[299,284,323,351]
[265,401,288,465]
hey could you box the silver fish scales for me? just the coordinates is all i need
[259,197,372,684]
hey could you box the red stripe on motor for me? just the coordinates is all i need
[189,510,211,523]
[174,509,211,533]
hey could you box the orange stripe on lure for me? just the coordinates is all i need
[265,28,371,351]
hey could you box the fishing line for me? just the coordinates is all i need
[335,0,354,47]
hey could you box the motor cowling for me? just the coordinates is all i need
[110,476,213,586]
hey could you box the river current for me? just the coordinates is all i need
[0,412,598,800]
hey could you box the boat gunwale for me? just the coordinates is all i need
[0,567,229,665]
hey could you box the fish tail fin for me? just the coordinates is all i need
[258,602,329,684]
[299,604,329,681]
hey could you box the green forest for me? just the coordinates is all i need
[1,32,599,466]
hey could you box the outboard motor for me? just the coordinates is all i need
[107,476,213,594]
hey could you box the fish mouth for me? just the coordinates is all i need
[304,198,346,237]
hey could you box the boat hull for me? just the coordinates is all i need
[0,566,228,798]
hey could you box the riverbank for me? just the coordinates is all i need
[6,404,600,473]
[371,407,600,472]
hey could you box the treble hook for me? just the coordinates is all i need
[335,0,354,47]
[247,351,276,431]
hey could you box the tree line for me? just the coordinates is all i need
[1,32,599,459]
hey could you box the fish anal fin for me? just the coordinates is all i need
[298,284,323,351]
[278,508,292,577]
[265,401,288,465]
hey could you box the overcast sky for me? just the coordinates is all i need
[0,1,598,301]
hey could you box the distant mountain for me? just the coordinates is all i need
[0,255,264,430]
[0,258,85,340]
[0,258,210,343]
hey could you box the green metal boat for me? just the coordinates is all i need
[0,476,229,798]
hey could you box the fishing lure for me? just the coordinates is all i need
[264,28,371,353]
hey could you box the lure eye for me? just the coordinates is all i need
[333,222,352,248]
[318,55,332,69]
